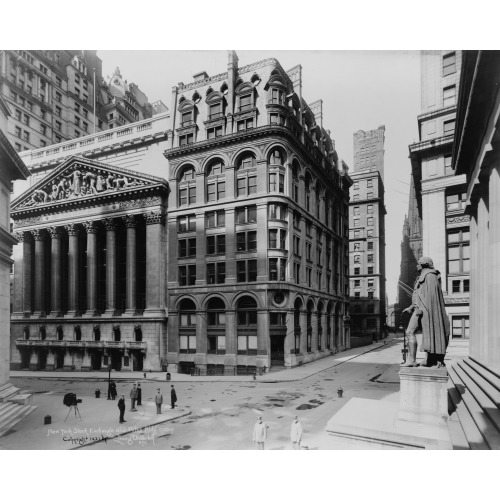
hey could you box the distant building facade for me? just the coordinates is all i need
[407,50,470,341]
[349,126,387,346]
[0,97,30,385]
[0,50,164,153]
[165,52,352,375]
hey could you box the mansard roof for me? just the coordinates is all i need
[11,155,169,218]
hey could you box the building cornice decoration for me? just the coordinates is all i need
[13,231,30,243]
[31,229,47,241]
[447,214,471,225]
[47,226,62,239]
[64,223,79,236]
[175,124,197,135]
[231,107,258,122]
[102,218,117,231]
[144,211,166,225]
[122,214,137,228]
[203,116,226,128]
[83,221,98,234]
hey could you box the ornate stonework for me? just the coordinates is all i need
[144,211,166,225]
[103,218,117,231]
[47,226,62,239]
[447,215,471,225]
[65,223,79,236]
[31,229,47,241]
[123,215,137,228]
[83,221,98,234]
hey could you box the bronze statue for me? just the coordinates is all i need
[402,256,450,368]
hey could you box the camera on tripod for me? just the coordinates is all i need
[63,393,82,407]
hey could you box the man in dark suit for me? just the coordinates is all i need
[137,383,142,406]
[170,385,177,409]
[118,395,126,423]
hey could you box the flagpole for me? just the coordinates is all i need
[93,67,96,135]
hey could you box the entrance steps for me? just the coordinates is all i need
[0,384,37,438]
[447,357,500,450]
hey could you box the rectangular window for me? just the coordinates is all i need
[452,280,461,293]
[239,94,252,111]
[236,231,257,252]
[446,192,467,211]
[237,335,257,355]
[367,217,374,226]
[367,205,373,214]
[179,133,194,146]
[353,219,360,228]
[367,254,374,263]
[268,203,287,221]
[464,279,470,293]
[15,126,21,138]
[368,267,374,275]
[205,210,225,228]
[178,215,196,232]
[207,126,223,139]
[270,312,287,326]
[207,335,226,355]
[23,131,30,142]
[367,179,373,188]
[448,230,470,274]
[443,85,456,107]
[237,259,257,282]
[368,278,374,287]
[207,262,226,284]
[353,206,360,216]
[354,279,360,287]
[444,120,455,135]
[269,258,286,281]
[55,92,62,102]
[236,205,257,224]
[443,52,456,76]
[178,238,196,258]
[367,241,373,250]
[179,335,196,354]
[353,182,359,190]
[206,235,225,255]
[180,311,196,327]
[452,316,469,339]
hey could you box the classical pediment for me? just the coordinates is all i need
[11,155,169,213]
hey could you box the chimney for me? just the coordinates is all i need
[193,71,209,82]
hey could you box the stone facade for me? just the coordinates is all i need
[9,156,169,372]
[164,52,352,375]
[0,97,30,386]
[349,127,387,345]
[406,50,470,340]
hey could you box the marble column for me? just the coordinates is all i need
[123,215,137,316]
[13,232,32,317]
[144,211,166,316]
[65,223,79,317]
[103,218,117,316]
[31,229,47,318]
[83,221,98,317]
[47,226,62,316]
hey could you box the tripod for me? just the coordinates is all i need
[64,403,82,422]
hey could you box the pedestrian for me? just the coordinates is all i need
[170,385,177,409]
[137,383,142,406]
[118,395,126,423]
[155,388,163,414]
[110,381,117,400]
[130,383,138,411]
[252,416,267,450]
[290,415,303,450]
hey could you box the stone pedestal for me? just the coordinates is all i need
[62,351,73,371]
[397,367,449,426]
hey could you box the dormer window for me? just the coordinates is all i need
[181,111,193,126]
[270,87,285,105]
[239,94,252,112]
[209,103,222,120]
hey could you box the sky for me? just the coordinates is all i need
[99,50,421,304]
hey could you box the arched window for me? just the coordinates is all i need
[317,302,324,351]
[179,299,196,354]
[292,160,300,202]
[74,325,82,341]
[237,296,257,355]
[305,173,312,211]
[316,181,322,220]
[134,326,143,342]
[207,297,226,327]
[57,325,63,341]
[268,148,285,193]
[93,325,101,341]
[293,298,302,354]
[236,153,257,197]
[39,326,46,340]
[206,159,225,202]
[178,165,196,207]
[307,301,314,353]
[113,326,121,342]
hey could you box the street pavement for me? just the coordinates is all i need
[1,334,467,450]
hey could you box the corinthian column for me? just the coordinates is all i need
[12,231,32,318]
[103,218,117,316]
[123,215,137,316]
[31,229,47,318]
[143,210,166,317]
[47,226,62,317]
[65,223,80,317]
[83,221,99,317]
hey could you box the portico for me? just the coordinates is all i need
[10,156,169,371]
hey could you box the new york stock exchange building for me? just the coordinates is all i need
[10,53,352,375]
[11,158,169,372]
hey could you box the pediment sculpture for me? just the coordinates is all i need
[20,167,147,208]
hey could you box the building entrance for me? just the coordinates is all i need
[38,350,47,370]
[91,352,102,370]
[110,351,122,371]
[55,351,64,369]
[20,350,30,369]
[132,352,143,371]
[270,335,285,366]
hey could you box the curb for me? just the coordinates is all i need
[72,408,192,449]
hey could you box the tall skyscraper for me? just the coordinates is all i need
[349,126,387,345]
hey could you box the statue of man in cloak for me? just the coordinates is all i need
[402,256,450,368]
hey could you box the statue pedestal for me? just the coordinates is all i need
[397,367,449,426]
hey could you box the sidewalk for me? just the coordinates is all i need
[10,335,398,384]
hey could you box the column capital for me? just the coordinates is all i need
[83,220,99,234]
[47,226,63,239]
[31,228,47,241]
[103,217,117,231]
[122,214,137,228]
[144,210,166,225]
[65,223,80,236]
[14,231,31,243]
